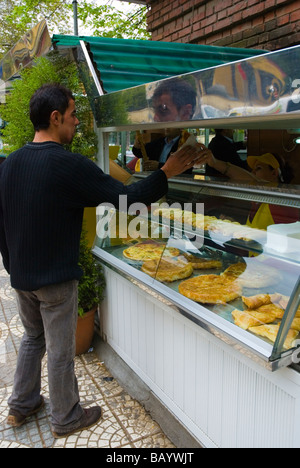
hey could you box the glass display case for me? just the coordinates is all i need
[87,44,300,372]
[71,42,300,445]
[93,174,300,371]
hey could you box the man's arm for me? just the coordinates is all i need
[63,144,202,210]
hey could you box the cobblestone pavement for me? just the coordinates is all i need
[0,260,175,448]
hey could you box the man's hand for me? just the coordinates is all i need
[194,146,216,168]
[161,145,204,179]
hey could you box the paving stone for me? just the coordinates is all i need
[0,257,175,449]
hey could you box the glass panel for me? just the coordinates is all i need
[94,45,300,129]
[95,203,170,286]
[95,115,300,363]
[148,188,300,358]
[96,194,300,358]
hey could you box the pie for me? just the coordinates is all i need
[252,304,284,319]
[152,207,266,242]
[141,256,193,282]
[153,208,186,222]
[183,253,222,270]
[272,293,297,311]
[192,213,205,230]
[274,294,288,309]
[179,274,242,304]
[243,293,300,317]
[222,262,281,288]
[222,262,246,279]
[249,324,298,350]
[242,294,272,309]
[291,318,300,332]
[207,219,242,236]
[273,294,300,317]
[232,309,278,330]
[123,243,180,261]
[232,304,284,330]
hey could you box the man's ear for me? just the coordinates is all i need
[50,110,60,126]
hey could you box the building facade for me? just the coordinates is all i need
[146,0,300,50]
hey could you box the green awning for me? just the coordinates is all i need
[52,35,264,94]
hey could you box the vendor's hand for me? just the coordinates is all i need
[143,160,159,171]
[161,145,204,179]
[193,144,216,167]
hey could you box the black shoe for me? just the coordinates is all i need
[52,406,102,439]
[7,396,45,428]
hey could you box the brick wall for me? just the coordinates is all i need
[146,0,300,50]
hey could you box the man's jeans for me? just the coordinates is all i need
[8,280,84,432]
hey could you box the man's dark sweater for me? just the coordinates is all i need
[0,142,168,291]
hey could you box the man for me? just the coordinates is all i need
[152,78,196,124]
[132,128,183,171]
[198,149,299,229]
[0,83,201,438]
[207,129,248,177]
[132,79,197,172]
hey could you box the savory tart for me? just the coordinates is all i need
[253,303,284,319]
[232,309,276,330]
[183,253,222,270]
[179,274,242,304]
[291,318,300,332]
[249,323,298,349]
[123,243,180,261]
[141,256,193,283]
[232,305,282,330]
[242,293,300,318]
[242,294,273,309]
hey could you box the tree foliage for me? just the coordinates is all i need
[0,0,71,58]
[0,0,150,59]
[76,1,150,40]
[1,52,97,158]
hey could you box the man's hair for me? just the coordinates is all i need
[30,83,75,131]
[152,78,197,115]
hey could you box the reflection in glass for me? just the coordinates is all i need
[93,46,300,129]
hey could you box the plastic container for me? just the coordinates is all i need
[266,222,300,253]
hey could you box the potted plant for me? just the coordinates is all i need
[76,226,106,355]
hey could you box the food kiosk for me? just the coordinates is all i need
[4,23,300,447]
[89,45,300,448]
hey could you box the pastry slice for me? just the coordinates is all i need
[232,309,278,330]
[183,253,222,270]
[291,318,300,331]
[222,262,246,280]
[249,324,298,349]
[141,256,193,283]
[242,294,272,309]
[123,243,180,261]
[254,304,285,319]
[270,294,300,318]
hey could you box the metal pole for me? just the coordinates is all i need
[73,0,79,36]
